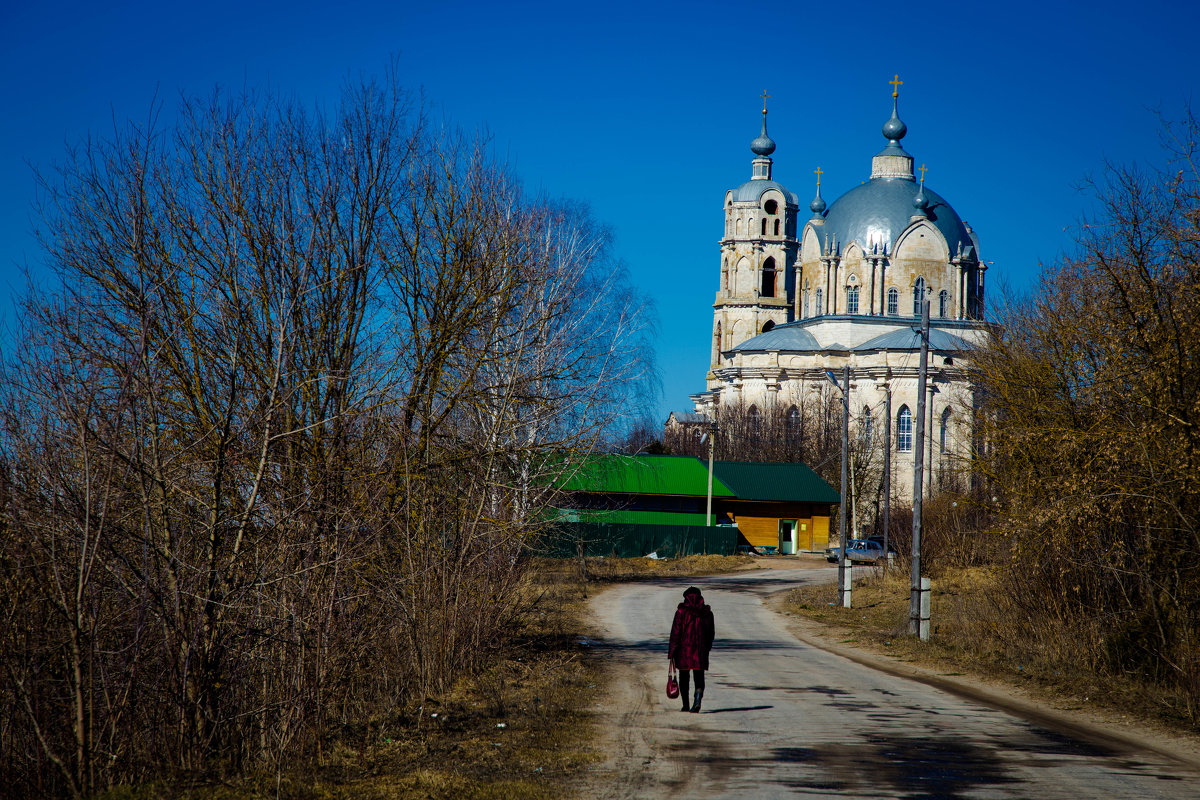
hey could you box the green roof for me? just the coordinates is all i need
[557,454,838,505]
[710,460,840,504]
[568,509,711,526]
[557,454,736,497]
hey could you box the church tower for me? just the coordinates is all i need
[709,98,800,377]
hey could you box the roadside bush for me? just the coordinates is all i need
[973,110,1200,722]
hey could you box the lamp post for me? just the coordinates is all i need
[704,421,717,526]
[826,366,851,608]
[910,300,931,639]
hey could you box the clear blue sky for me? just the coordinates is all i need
[3,0,1197,422]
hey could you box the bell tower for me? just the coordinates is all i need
[710,96,799,377]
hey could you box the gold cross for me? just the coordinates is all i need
[814,167,823,187]
[919,163,928,183]
[760,90,771,113]
[890,74,903,98]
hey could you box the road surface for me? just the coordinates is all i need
[580,564,1200,799]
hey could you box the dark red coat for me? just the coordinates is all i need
[668,593,715,671]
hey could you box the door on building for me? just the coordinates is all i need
[796,520,811,551]
[778,520,797,554]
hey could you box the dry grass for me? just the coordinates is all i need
[572,553,757,583]
[100,555,753,800]
[783,566,1200,736]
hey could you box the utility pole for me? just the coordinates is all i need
[910,300,931,639]
[827,366,851,608]
[882,379,891,573]
[705,421,716,526]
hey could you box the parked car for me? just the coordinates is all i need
[825,539,887,564]
[863,535,899,554]
[845,540,886,564]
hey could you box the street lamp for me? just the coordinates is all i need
[701,421,718,526]
[910,299,931,640]
[825,366,851,608]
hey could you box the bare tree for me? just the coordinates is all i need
[972,108,1200,720]
[0,73,654,797]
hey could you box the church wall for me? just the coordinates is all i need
[704,346,977,507]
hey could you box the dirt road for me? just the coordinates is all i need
[580,562,1200,799]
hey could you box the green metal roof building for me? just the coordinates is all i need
[555,454,838,554]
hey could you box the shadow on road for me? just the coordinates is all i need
[648,573,830,596]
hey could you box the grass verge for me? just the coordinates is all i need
[782,565,1200,737]
[102,554,753,800]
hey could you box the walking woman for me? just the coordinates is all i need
[668,586,715,712]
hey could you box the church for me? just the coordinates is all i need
[678,79,991,510]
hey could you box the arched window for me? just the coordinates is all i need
[761,218,768,235]
[787,405,801,434]
[736,218,744,235]
[860,406,873,450]
[762,319,775,333]
[774,218,780,235]
[803,280,810,318]
[940,408,952,453]
[748,405,762,433]
[761,257,776,298]
[897,405,913,452]
[913,277,927,316]
[815,288,824,316]
[887,288,899,316]
[939,289,950,318]
[847,285,859,315]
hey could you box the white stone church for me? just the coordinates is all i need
[681,82,991,504]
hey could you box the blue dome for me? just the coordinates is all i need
[730,179,800,206]
[751,110,776,156]
[816,178,973,257]
[751,132,776,156]
[729,323,820,353]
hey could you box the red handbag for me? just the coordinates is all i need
[666,662,680,698]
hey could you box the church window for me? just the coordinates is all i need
[887,288,899,316]
[761,257,776,297]
[913,277,927,316]
[939,289,950,318]
[787,405,801,434]
[940,408,952,453]
[815,288,823,316]
[897,406,913,452]
[774,218,780,235]
[764,199,778,214]
[762,320,775,333]
[748,405,762,433]
[860,406,873,450]
[761,218,768,235]
[847,285,859,314]
[736,218,744,235]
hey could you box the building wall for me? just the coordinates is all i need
[696,334,980,507]
[720,500,833,551]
